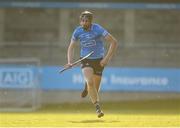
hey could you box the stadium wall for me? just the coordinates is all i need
[0,7,180,67]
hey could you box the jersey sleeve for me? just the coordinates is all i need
[71,28,79,41]
[97,24,109,37]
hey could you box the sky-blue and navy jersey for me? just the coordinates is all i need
[71,23,109,59]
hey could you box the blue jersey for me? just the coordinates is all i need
[71,23,109,59]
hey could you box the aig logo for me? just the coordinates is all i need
[0,68,34,88]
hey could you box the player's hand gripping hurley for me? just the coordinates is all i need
[59,51,94,73]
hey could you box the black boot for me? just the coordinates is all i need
[94,101,104,118]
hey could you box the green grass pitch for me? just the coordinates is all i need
[0,99,180,127]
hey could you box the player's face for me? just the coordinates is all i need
[80,17,92,30]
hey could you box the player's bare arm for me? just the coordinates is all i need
[100,34,118,67]
[65,40,76,68]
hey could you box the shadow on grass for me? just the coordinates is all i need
[70,119,120,123]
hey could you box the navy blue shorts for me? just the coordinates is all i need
[81,58,104,76]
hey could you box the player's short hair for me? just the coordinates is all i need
[80,11,93,21]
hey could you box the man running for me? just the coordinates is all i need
[65,11,117,118]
